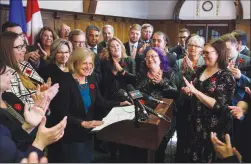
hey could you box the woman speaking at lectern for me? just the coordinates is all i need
[47,48,129,163]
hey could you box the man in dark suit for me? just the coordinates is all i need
[231,30,251,57]
[97,25,114,59]
[123,24,142,58]
[98,24,114,49]
[139,23,153,45]
[221,34,251,105]
[69,29,86,49]
[169,28,190,60]
[85,25,102,85]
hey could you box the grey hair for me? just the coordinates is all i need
[102,25,114,33]
[49,38,72,63]
[188,35,205,48]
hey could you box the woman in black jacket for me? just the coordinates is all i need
[48,48,129,163]
[100,37,136,102]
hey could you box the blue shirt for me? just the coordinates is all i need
[78,84,91,113]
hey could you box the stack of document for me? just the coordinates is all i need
[92,105,135,131]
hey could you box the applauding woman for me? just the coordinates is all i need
[0,60,67,162]
[48,48,129,163]
[101,37,136,103]
[181,39,235,162]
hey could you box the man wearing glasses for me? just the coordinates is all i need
[68,29,86,49]
[170,28,190,60]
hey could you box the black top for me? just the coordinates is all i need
[0,124,43,163]
[169,45,186,60]
[38,63,69,84]
[49,73,120,143]
[100,57,137,101]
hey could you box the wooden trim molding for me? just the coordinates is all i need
[234,0,243,20]
[173,0,186,21]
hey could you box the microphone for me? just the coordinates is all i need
[117,89,134,104]
[126,84,149,119]
[142,93,168,105]
[143,105,171,122]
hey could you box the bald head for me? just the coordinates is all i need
[59,23,71,40]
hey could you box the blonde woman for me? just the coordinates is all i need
[48,48,129,162]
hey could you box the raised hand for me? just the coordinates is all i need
[37,43,48,60]
[113,59,123,72]
[211,132,242,162]
[152,73,162,84]
[245,87,251,98]
[182,76,197,96]
[81,120,104,129]
[120,101,131,106]
[228,106,244,120]
[32,116,67,151]
[24,94,49,127]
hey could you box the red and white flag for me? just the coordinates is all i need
[26,0,43,45]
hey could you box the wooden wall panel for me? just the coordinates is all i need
[1,5,249,48]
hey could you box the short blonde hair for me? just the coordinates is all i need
[129,24,141,32]
[67,48,95,74]
[49,38,72,64]
[103,37,127,60]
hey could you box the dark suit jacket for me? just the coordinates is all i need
[49,74,119,143]
[232,53,251,105]
[0,124,43,163]
[100,57,137,101]
[98,40,107,50]
[240,47,251,57]
[123,41,141,57]
[38,63,69,84]
[169,45,186,60]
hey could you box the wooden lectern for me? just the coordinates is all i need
[96,98,174,162]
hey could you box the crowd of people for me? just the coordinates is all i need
[0,21,250,163]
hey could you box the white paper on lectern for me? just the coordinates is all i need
[91,105,135,132]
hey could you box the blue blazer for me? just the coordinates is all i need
[0,124,43,162]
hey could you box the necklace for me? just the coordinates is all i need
[56,63,69,72]
[73,75,88,90]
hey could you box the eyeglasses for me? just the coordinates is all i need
[187,44,202,49]
[73,41,85,45]
[202,51,216,55]
[145,55,159,60]
[57,51,69,54]
[13,44,26,51]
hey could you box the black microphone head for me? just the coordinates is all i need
[126,84,135,92]
[117,89,129,98]
[142,92,150,100]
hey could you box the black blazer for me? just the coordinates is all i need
[100,57,137,100]
[123,41,141,57]
[49,74,119,143]
[0,124,43,163]
[169,45,186,60]
[38,63,69,84]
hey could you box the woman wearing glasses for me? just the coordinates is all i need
[173,35,205,161]
[135,47,177,162]
[181,39,235,162]
[39,38,72,84]
[0,32,48,105]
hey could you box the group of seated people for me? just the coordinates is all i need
[0,21,250,163]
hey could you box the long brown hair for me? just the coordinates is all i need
[0,32,36,90]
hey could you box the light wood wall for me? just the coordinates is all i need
[1,5,250,48]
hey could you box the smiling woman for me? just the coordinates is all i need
[47,47,129,163]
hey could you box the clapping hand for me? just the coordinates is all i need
[228,106,244,120]
[182,54,193,73]
[181,76,197,96]
[211,132,242,162]
[152,73,162,84]
[81,120,104,128]
[245,87,251,98]
[37,43,48,60]
[40,78,52,92]
[24,94,49,127]
[120,101,131,106]
[32,116,67,151]
[112,59,123,74]
[21,152,48,163]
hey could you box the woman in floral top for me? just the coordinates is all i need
[181,39,235,162]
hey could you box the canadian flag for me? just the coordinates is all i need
[26,0,43,45]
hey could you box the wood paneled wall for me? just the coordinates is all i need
[0,5,250,48]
